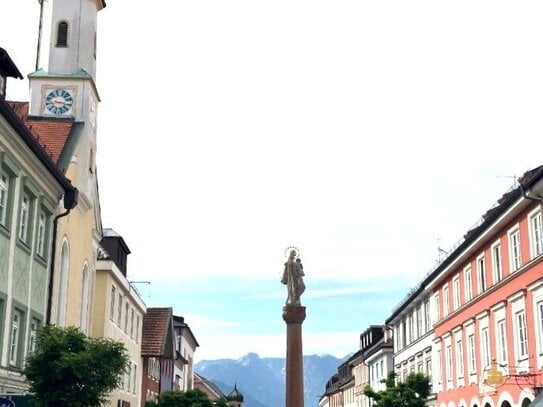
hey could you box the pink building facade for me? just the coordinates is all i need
[429,166,543,407]
[322,165,543,407]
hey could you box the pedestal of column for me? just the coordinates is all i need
[283,305,306,407]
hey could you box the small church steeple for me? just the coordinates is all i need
[35,0,105,80]
[226,383,244,407]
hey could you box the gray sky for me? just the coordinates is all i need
[2,1,543,361]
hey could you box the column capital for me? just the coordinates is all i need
[283,305,306,324]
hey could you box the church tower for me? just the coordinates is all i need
[28,0,105,207]
[24,0,106,330]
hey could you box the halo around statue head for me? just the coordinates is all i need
[284,246,300,259]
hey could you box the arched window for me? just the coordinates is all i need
[521,399,531,407]
[56,21,68,47]
[56,240,69,326]
[80,265,90,333]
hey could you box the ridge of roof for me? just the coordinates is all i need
[386,164,543,323]
[194,373,226,399]
[141,307,173,356]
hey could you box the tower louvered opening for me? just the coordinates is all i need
[56,22,68,47]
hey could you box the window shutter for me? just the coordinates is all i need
[57,22,68,47]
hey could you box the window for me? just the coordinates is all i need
[510,228,522,272]
[530,210,543,258]
[481,327,491,369]
[492,242,503,283]
[19,193,30,243]
[80,266,90,332]
[437,349,443,383]
[456,339,464,378]
[416,307,422,338]
[516,310,528,359]
[126,363,132,392]
[9,309,22,365]
[56,21,68,47]
[130,309,135,339]
[453,275,461,310]
[0,169,10,226]
[28,318,39,353]
[538,302,543,355]
[36,210,47,256]
[434,293,441,322]
[124,302,129,333]
[135,315,140,343]
[468,334,476,374]
[426,358,432,379]
[133,364,137,394]
[109,286,116,320]
[56,240,69,326]
[464,266,473,302]
[446,345,453,381]
[424,299,430,332]
[477,255,486,294]
[496,319,507,365]
[443,285,450,316]
[408,314,414,343]
[117,293,123,326]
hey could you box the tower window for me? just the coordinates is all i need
[56,22,69,47]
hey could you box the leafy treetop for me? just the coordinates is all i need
[363,371,431,407]
[23,325,129,407]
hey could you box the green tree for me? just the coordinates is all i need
[363,371,430,407]
[157,390,215,407]
[23,325,129,407]
[213,398,229,407]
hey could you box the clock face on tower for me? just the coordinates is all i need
[44,88,74,115]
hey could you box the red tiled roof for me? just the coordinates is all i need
[6,101,73,165]
[142,307,172,356]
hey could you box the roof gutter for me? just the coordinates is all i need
[520,182,543,203]
[386,165,543,324]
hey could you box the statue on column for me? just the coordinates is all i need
[281,249,305,306]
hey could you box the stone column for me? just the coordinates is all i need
[283,305,306,407]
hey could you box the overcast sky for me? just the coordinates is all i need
[2,1,543,361]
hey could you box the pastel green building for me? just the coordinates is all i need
[0,48,77,393]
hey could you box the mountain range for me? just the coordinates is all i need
[194,353,346,407]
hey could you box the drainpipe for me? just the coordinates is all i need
[46,188,78,325]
